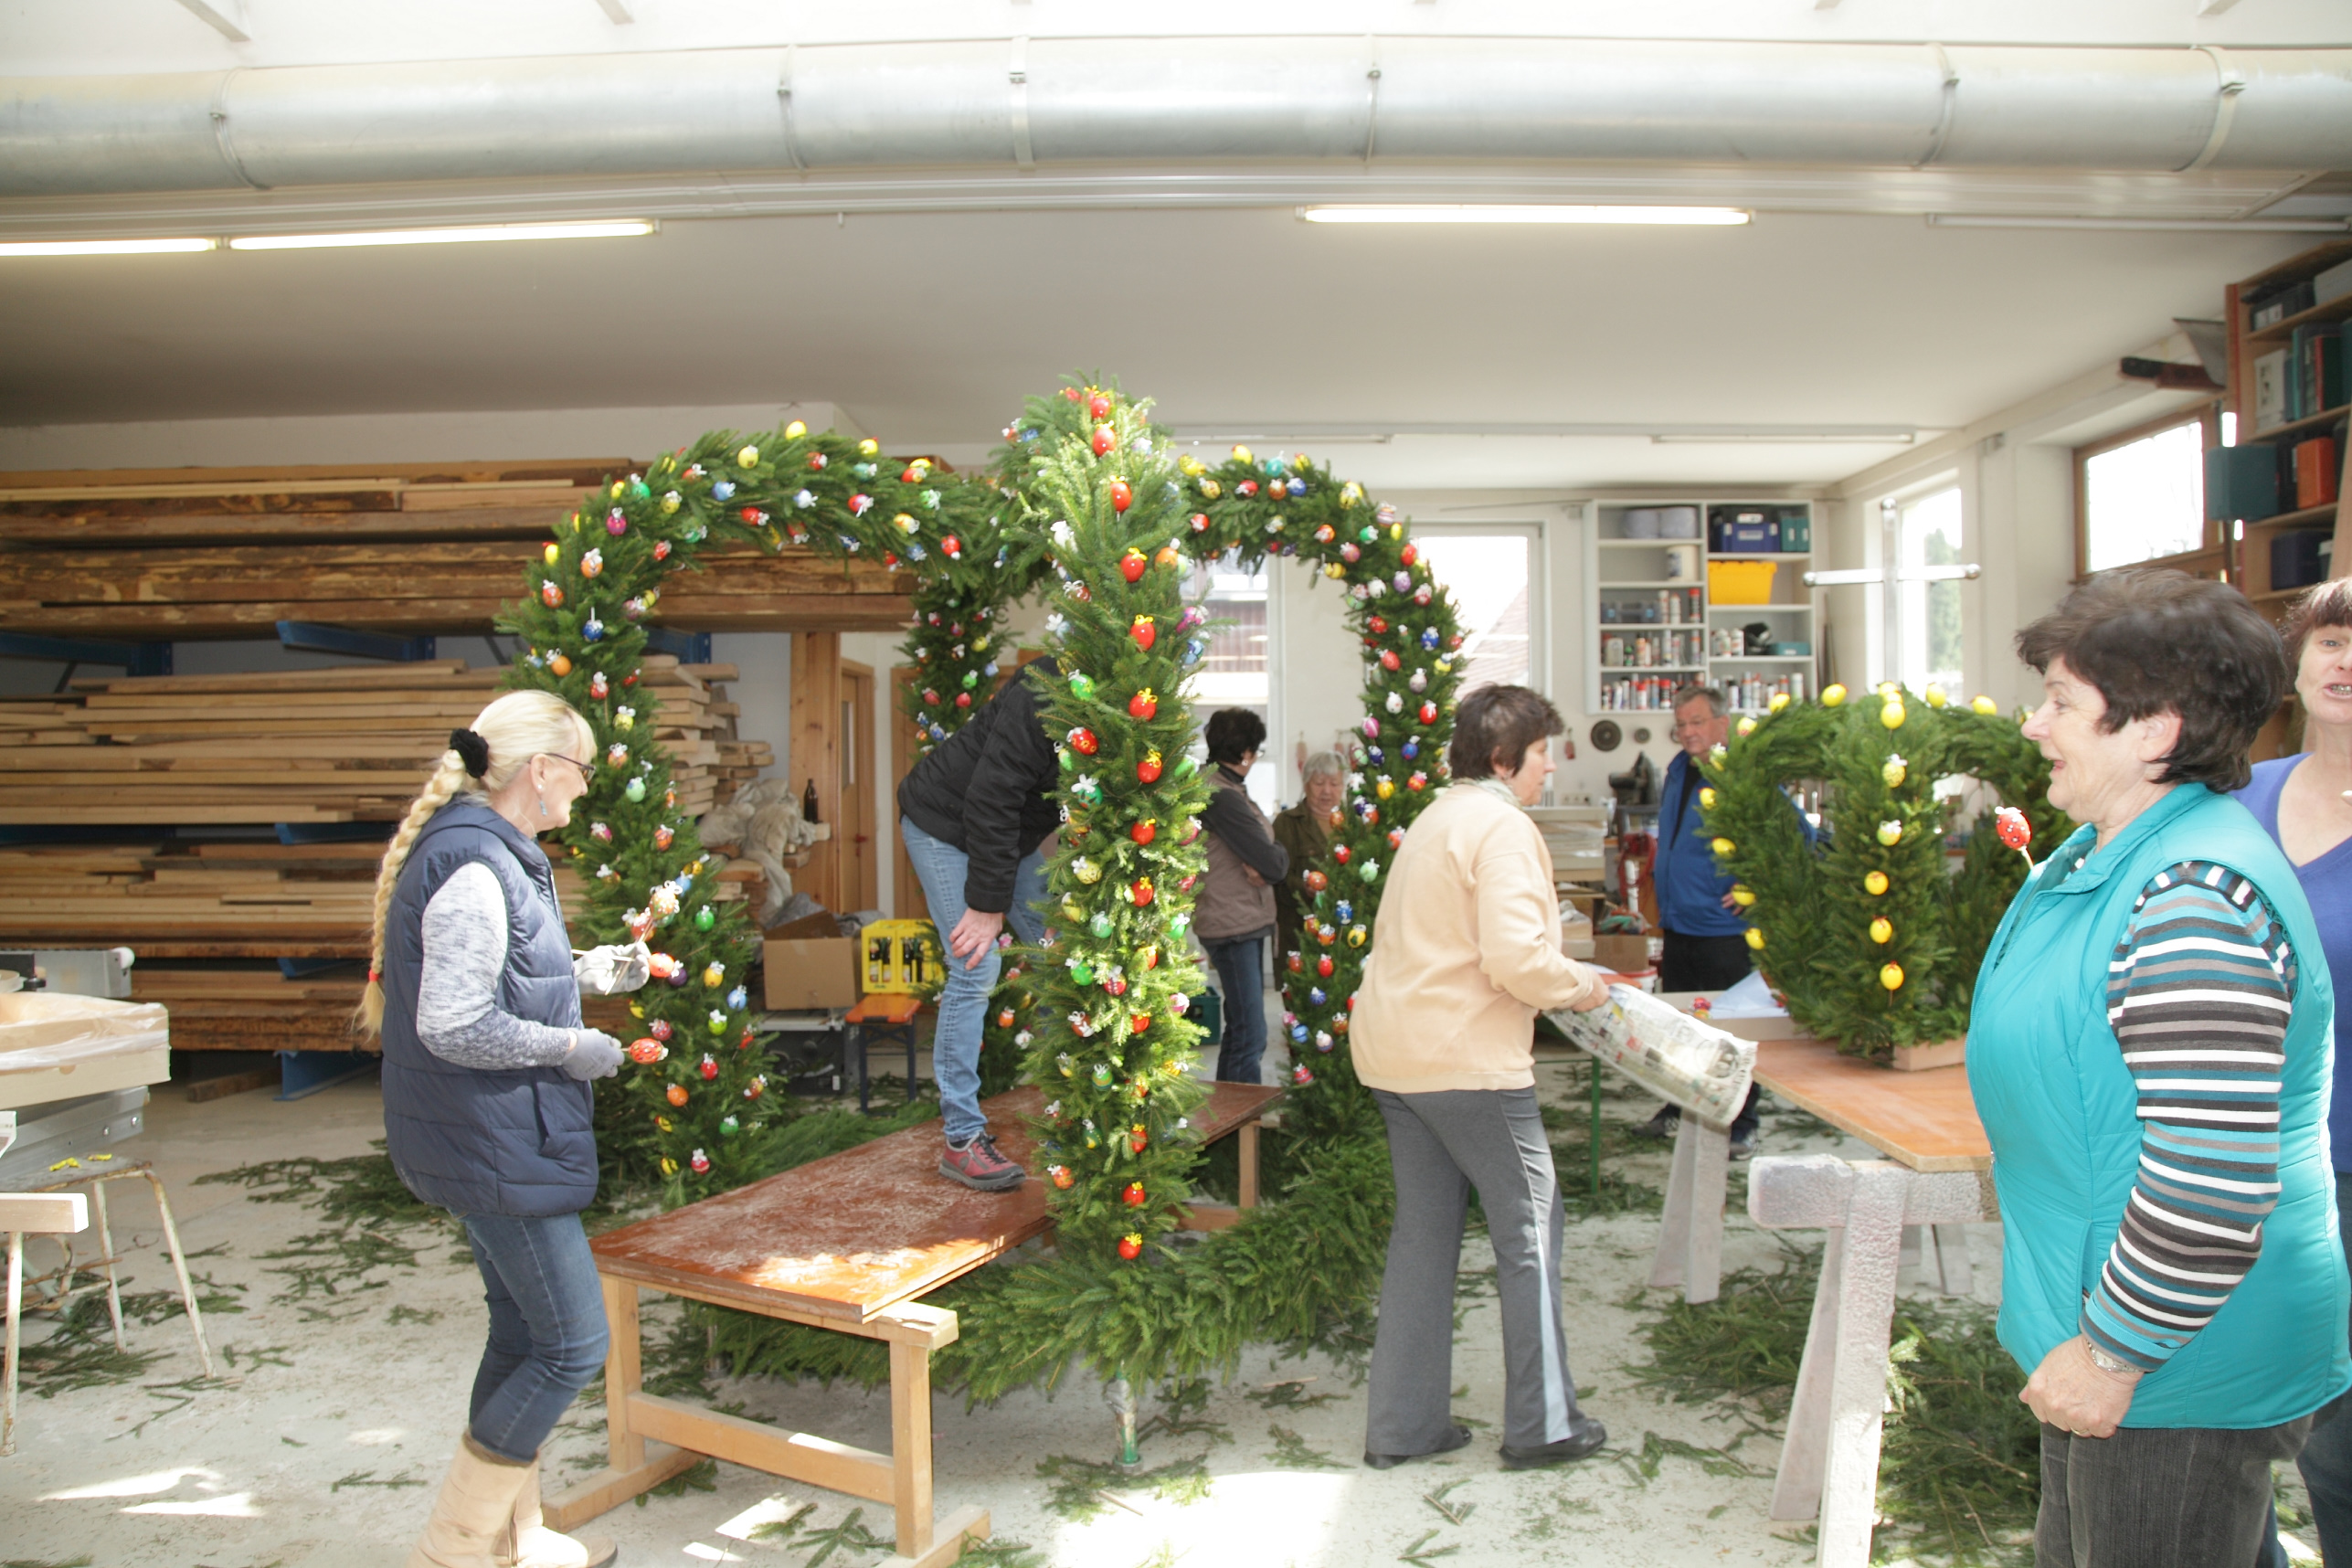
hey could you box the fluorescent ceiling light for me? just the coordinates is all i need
[0,237,216,257]
[228,221,654,251]
[1298,205,1749,226]
[1652,430,1914,445]
[1927,213,2348,234]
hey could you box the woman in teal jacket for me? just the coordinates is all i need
[1969,569,2349,1568]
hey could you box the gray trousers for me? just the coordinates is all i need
[2038,1415,2313,1568]
[1366,1086,1585,1454]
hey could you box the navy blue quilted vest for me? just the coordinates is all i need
[379,796,596,1218]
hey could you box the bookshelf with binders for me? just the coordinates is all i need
[2220,240,2352,612]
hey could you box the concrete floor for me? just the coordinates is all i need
[4,1056,2027,1568]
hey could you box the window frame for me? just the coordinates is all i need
[1404,520,1547,700]
[2072,401,2224,583]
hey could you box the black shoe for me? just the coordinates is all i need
[1633,1106,1679,1141]
[1500,1414,1608,1470]
[1364,1423,1472,1470]
[1729,1125,1760,1160]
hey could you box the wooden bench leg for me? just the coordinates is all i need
[542,1277,700,1531]
[889,1338,934,1558]
[1237,1120,1260,1210]
[1647,1116,1726,1303]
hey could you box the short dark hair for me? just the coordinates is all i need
[1446,684,1564,779]
[1671,683,1726,716]
[2282,577,2352,665]
[2014,567,2284,793]
[1204,707,1266,764]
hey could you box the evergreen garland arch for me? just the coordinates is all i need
[495,375,1467,1389]
[1700,683,2063,1061]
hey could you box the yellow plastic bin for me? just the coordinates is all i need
[1706,560,1778,606]
[860,918,944,996]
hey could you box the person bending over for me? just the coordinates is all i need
[896,662,1056,1190]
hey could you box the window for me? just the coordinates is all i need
[1897,487,1965,694]
[2077,411,2219,577]
[1412,531,1536,694]
[1185,550,1278,815]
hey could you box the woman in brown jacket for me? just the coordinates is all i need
[1353,684,1611,1473]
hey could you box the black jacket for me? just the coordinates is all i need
[897,662,1062,914]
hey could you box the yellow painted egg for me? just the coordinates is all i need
[1876,820,1903,846]
[1880,963,1905,991]
[1744,927,1766,951]
[1870,917,1893,944]
[1820,683,1847,707]
[1865,871,1890,896]
[1711,837,1736,858]
[1972,695,1998,715]
[1731,885,1756,908]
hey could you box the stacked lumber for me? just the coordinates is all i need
[0,459,915,637]
[0,841,755,959]
[130,966,372,1054]
[0,842,381,957]
[0,657,764,825]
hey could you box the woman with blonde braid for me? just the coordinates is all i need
[356,691,641,1568]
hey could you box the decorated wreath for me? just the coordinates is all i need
[490,376,1464,1390]
[1700,683,2063,1061]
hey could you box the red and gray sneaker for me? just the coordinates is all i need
[940,1131,1027,1192]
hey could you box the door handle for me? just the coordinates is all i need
[853,833,871,845]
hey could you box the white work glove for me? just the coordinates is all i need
[562,1029,627,1081]
[572,941,652,996]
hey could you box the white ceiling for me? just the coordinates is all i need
[0,0,2336,490]
[0,201,2302,488]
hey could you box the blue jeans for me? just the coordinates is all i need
[898,816,1047,1143]
[1202,934,1266,1085]
[459,1210,609,1463]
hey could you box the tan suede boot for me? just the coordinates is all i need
[405,1434,535,1568]
[496,1454,617,1568]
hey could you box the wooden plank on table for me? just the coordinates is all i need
[588,1084,1281,1321]
[1751,1036,1990,1173]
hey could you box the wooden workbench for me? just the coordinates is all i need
[549,1080,1283,1567]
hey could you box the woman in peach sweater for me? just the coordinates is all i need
[1353,683,1612,1473]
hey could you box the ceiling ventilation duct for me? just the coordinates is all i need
[0,38,2347,198]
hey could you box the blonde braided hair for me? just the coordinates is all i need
[355,690,595,1035]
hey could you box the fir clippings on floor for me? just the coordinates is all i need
[4,1055,2303,1568]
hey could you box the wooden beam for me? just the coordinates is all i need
[628,1392,896,1504]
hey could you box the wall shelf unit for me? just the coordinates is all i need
[2222,240,2352,609]
[1581,498,1821,715]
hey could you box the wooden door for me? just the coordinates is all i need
[841,661,879,913]
[789,631,842,911]
[891,665,926,921]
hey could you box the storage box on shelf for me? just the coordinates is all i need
[1585,499,1819,714]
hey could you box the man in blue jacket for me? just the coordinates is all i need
[1637,683,1764,1154]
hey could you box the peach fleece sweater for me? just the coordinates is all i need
[1352,781,1605,1094]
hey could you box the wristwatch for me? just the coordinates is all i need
[2083,1337,2137,1376]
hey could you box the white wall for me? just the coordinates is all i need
[1822,334,2212,714]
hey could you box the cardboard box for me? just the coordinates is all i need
[762,935,862,1012]
[1591,934,1654,975]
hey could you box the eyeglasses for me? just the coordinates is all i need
[543,754,594,784]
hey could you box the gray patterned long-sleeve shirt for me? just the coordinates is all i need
[416,862,578,1070]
